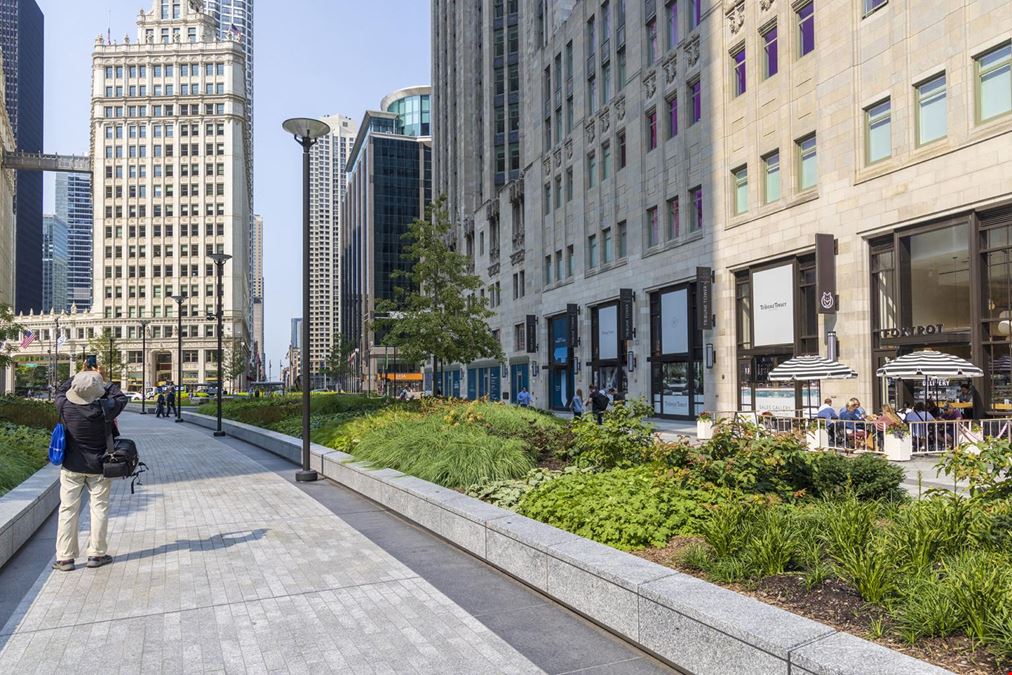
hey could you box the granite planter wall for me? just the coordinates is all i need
[182,410,951,675]
[0,464,60,571]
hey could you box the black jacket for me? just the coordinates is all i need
[55,378,128,474]
[590,391,610,413]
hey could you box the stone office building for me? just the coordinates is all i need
[434,0,1012,418]
[13,0,251,392]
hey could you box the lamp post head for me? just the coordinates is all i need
[170,294,184,305]
[282,117,331,142]
[207,252,232,265]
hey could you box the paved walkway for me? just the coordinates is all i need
[0,414,669,674]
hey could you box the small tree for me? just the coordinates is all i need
[0,304,21,372]
[224,340,248,392]
[377,196,503,380]
[88,329,124,382]
[321,336,355,391]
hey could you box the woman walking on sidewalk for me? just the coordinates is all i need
[52,362,128,571]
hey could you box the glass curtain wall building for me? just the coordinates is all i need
[55,173,94,311]
[42,214,68,313]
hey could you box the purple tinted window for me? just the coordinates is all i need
[668,96,678,137]
[647,111,657,149]
[691,0,701,28]
[690,80,701,123]
[798,2,815,56]
[763,27,778,77]
[693,188,703,231]
[666,1,677,47]
[733,50,747,96]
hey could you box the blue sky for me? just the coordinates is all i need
[39,0,432,377]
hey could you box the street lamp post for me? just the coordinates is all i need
[171,294,185,423]
[207,253,232,437]
[138,319,151,414]
[49,314,60,400]
[283,116,332,482]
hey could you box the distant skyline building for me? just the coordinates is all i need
[0,0,44,313]
[342,87,432,393]
[41,214,68,313]
[290,317,301,350]
[0,48,14,313]
[307,113,356,389]
[55,173,93,311]
[251,213,264,380]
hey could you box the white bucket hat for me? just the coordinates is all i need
[66,371,107,406]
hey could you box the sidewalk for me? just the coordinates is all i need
[0,414,670,674]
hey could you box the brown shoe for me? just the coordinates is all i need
[86,555,112,568]
[52,559,75,572]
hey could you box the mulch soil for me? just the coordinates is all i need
[634,538,1009,675]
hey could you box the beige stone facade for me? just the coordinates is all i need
[12,0,251,393]
[434,0,1012,416]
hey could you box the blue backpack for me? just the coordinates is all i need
[49,422,66,465]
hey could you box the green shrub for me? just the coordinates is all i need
[314,409,422,452]
[887,496,979,572]
[442,400,570,460]
[0,396,58,430]
[518,466,724,550]
[0,422,50,496]
[345,414,534,489]
[936,437,1012,499]
[196,393,388,428]
[566,399,656,469]
[465,466,594,510]
[810,453,906,503]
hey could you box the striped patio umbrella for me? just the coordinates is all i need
[767,355,858,382]
[875,350,983,379]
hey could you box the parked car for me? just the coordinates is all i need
[125,391,143,401]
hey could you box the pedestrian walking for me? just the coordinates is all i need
[516,387,532,407]
[155,390,166,418]
[590,386,609,424]
[569,388,585,418]
[165,387,176,417]
[52,361,128,571]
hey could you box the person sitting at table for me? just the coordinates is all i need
[815,398,837,420]
[939,403,961,421]
[905,401,934,449]
[839,399,866,449]
[926,399,942,419]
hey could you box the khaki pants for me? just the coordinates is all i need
[56,469,112,561]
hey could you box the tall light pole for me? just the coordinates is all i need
[49,314,60,400]
[138,319,151,414]
[283,117,331,482]
[207,253,232,437]
[171,294,185,423]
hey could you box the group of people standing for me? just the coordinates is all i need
[153,387,176,418]
[568,385,621,424]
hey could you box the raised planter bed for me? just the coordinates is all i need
[182,410,950,675]
[0,464,60,570]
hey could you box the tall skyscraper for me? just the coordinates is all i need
[342,87,431,393]
[41,214,68,313]
[0,0,44,313]
[307,113,356,388]
[251,212,264,380]
[0,49,14,312]
[55,173,93,311]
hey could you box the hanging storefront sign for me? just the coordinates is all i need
[566,304,579,352]
[525,314,538,353]
[816,233,837,314]
[660,288,689,354]
[696,266,713,329]
[753,264,795,346]
[619,288,634,341]
[598,305,619,360]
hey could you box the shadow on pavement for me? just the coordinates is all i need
[122,528,268,562]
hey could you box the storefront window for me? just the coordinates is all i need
[650,286,702,418]
[907,224,970,331]
[592,304,623,393]
[549,315,570,409]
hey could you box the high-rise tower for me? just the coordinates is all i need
[55,173,93,311]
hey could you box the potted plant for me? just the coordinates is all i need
[696,412,714,440]
[883,423,913,461]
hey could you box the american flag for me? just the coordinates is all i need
[19,330,36,349]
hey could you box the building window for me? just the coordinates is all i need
[916,74,947,145]
[797,1,815,58]
[665,0,677,48]
[618,130,627,167]
[689,187,703,232]
[587,152,597,187]
[618,221,627,258]
[863,0,887,17]
[731,48,747,97]
[588,76,597,115]
[761,23,778,78]
[602,142,612,179]
[667,96,678,138]
[566,245,574,277]
[797,134,817,190]
[545,254,552,284]
[646,17,658,64]
[689,79,701,124]
[602,227,613,263]
[732,166,748,215]
[566,167,574,200]
[514,323,526,351]
[647,206,660,247]
[646,109,658,149]
[555,175,563,209]
[865,99,891,165]
[763,150,781,203]
[555,251,563,281]
[689,0,701,29]
[976,43,1011,123]
[544,183,552,214]
[666,197,679,239]
[588,234,598,267]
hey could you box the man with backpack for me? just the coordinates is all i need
[590,386,610,424]
[52,362,128,571]
[165,385,176,418]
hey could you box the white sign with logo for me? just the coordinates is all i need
[753,265,795,347]
[661,288,689,354]
[598,305,619,360]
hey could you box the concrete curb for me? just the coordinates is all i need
[183,410,952,675]
[0,464,60,571]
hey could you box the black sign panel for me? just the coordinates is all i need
[525,314,538,353]
[566,304,579,355]
[696,266,713,329]
[816,233,837,314]
[619,288,634,341]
